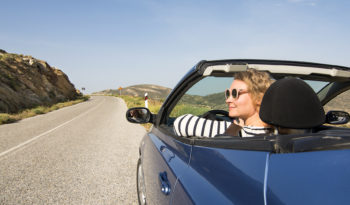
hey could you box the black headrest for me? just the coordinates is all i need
[260,77,325,129]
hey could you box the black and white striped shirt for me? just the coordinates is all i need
[239,126,272,137]
[174,114,271,138]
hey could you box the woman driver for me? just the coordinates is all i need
[174,68,274,138]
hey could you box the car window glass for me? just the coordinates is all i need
[169,77,232,118]
[324,89,350,127]
[304,80,329,93]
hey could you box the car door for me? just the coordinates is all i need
[140,126,192,205]
[266,149,350,204]
[171,140,271,204]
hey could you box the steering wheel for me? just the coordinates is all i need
[200,110,230,121]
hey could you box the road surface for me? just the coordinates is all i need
[0,96,146,204]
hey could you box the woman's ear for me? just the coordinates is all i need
[255,98,262,107]
[255,94,264,106]
[256,100,261,106]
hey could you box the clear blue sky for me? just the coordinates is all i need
[1,0,349,93]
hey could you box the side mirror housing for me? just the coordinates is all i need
[325,111,350,125]
[126,107,153,124]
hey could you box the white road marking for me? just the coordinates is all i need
[0,99,105,158]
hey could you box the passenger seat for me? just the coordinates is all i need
[259,77,325,134]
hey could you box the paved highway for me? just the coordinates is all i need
[0,96,146,204]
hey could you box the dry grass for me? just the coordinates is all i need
[0,96,90,125]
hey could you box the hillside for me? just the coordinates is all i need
[0,50,80,113]
[324,89,350,114]
[95,84,172,100]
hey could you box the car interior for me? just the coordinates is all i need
[164,62,350,153]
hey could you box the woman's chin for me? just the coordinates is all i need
[229,111,238,118]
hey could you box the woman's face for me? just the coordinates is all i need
[226,80,257,120]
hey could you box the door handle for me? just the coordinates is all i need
[159,171,171,195]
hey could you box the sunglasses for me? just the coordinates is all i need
[225,89,249,100]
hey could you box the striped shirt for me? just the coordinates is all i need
[174,114,271,138]
[240,126,272,137]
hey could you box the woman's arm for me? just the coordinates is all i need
[174,114,232,138]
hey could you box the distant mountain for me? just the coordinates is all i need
[95,84,172,100]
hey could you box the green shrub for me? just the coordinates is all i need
[33,107,46,114]
[0,114,17,125]
[51,105,59,110]
[0,95,90,125]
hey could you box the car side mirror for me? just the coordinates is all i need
[126,107,152,124]
[325,111,350,125]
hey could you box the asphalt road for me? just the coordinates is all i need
[0,96,146,205]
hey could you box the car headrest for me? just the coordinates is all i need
[259,77,325,129]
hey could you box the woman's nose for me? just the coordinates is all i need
[226,96,233,103]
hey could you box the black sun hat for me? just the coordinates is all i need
[259,77,325,129]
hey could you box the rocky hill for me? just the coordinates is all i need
[95,84,172,100]
[0,49,80,113]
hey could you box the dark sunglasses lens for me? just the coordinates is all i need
[232,89,238,98]
[225,89,230,99]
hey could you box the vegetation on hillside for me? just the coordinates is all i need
[118,95,163,114]
[0,96,90,125]
[178,92,226,111]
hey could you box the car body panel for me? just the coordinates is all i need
[170,178,194,205]
[140,127,192,204]
[178,147,270,204]
[267,149,350,205]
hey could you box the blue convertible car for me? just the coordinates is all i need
[126,60,350,205]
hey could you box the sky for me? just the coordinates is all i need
[1,0,349,94]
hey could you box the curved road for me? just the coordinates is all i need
[0,96,146,204]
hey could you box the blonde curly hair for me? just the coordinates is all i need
[234,68,274,108]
